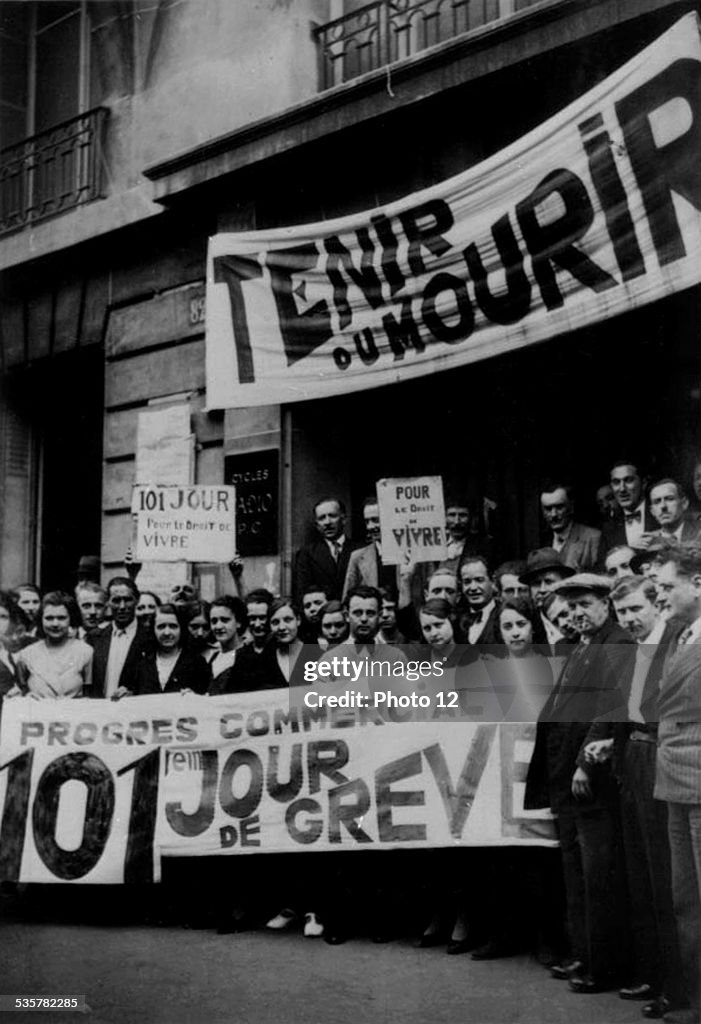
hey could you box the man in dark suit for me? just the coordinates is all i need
[586,575,688,1017]
[654,544,701,1024]
[525,573,633,994]
[602,459,657,553]
[294,497,356,604]
[649,479,701,545]
[457,554,499,645]
[540,481,602,571]
[87,576,150,698]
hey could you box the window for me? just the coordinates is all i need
[0,1,90,145]
[34,3,86,134]
[0,2,107,232]
[0,3,29,149]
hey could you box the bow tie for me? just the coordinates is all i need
[624,510,642,523]
[466,610,483,626]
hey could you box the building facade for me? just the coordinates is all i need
[0,0,697,595]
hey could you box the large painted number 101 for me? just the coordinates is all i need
[0,749,159,883]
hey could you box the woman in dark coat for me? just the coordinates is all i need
[131,603,209,695]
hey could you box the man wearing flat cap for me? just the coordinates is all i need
[525,573,633,995]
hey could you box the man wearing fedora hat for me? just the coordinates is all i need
[76,554,101,586]
[525,573,633,995]
[520,548,576,652]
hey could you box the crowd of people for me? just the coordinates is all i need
[0,456,701,1024]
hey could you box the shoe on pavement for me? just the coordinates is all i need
[569,972,620,994]
[303,913,324,938]
[644,999,689,1020]
[266,908,298,931]
[550,959,584,981]
[621,984,657,1001]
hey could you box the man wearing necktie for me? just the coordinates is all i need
[649,479,701,546]
[540,481,602,571]
[87,577,150,698]
[294,497,357,604]
[653,544,701,1024]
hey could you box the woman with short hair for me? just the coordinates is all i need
[14,592,92,699]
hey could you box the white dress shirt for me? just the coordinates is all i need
[624,501,646,546]
[541,612,563,651]
[628,617,666,723]
[468,600,496,645]
[104,620,138,697]
[446,539,465,561]
[551,522,573,553]
[325,535,346,562]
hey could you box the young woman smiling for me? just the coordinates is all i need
[13,592,92,699]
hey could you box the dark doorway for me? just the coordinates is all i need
[13,348,104,591]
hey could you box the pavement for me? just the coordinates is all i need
[0,889,650,1024]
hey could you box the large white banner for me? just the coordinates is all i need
[206,14,701,409]
[0,692,555,883]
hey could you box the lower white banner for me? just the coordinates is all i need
[0,692,555,883]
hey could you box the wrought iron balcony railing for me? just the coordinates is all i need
[0,106,108,236]
[314,0,546,90]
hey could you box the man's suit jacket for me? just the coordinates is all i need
[131,648,210,696]
[87,625,151,698]
[655,630,701,804]
[525,617,632,812]
[556,522,602,572]
[584,617,682,775]
[343,543,397,597]
[650,516,701,545]
[294,537,357,603]
[457,602,500,647]
[602,505,657,553]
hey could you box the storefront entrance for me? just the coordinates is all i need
[290,286,701,561]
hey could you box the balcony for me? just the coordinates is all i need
[0,107,108,236]
[314,0,549,90]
